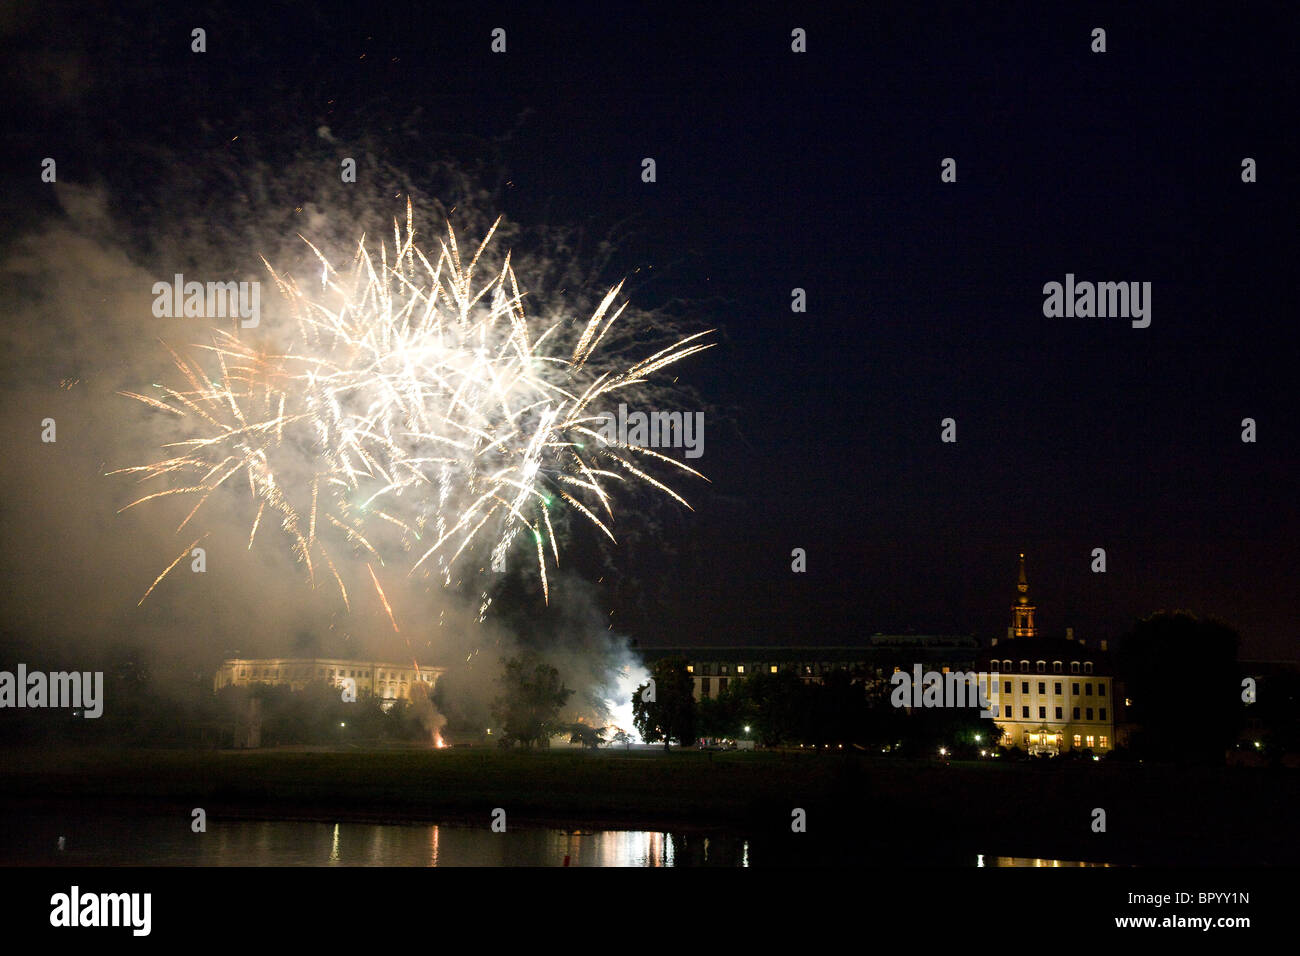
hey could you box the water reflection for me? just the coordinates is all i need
[0,813,1111,867]
[982,855,1113,867]
[2,814,751,867]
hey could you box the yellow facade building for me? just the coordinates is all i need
[214,657,443,709]
[979,554,1118,756]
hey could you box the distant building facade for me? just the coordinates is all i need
[214,657,444,710]
[643,635,980,702]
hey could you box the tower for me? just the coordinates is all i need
[1011,552,1037,638]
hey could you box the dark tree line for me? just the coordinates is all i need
[632,656,996,755]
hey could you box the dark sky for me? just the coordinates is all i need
[2,1,1296,663]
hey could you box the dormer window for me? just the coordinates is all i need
[1052,661,1063,673]
[1070,662,1080,674]
[1084,662,1094,674]
[1020,661,1030,673]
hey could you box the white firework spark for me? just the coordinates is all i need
[114,202,712,611]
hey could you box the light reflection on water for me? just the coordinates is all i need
[978,853,1113,867]
[2,815,749,867]
[2,814,1112,867]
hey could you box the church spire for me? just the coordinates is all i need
[1011,552,1037,638]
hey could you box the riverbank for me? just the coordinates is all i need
[2,746,1295,865]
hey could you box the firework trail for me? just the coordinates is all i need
[114,202,711,610]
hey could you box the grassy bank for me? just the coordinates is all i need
[2,746,1295,865]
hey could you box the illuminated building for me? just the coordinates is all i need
[213,657,443,711]
[978,554,1119,756]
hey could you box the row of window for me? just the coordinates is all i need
[992,660,1094,674]
[688,664,795,676]
[1019,733,1110,749]
[235,665,430,682]
[1005,705,1108,722]
[999,681,1106,697]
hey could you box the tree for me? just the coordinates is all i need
[697,681,753,740]
[491,656,574,749]
[1116,610,1242,764]
[743,670,808,746]
[609,729,635,750]
[569,723,607,749]
[632,656,696,751]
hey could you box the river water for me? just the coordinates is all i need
[0,813,1113,866]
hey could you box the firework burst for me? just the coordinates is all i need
[114,202,712,611]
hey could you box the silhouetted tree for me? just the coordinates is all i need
[632,656,695,751]
[1117,610,1242,764]
[569,723,606,749]
[491,656,574,749]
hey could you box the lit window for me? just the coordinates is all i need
[1086,735,1095,748]
[770,665,778,674]
[1099,736,1109,749]
[1125,697,1132,707]
[686,665,693,673]
[1073,735,1082,747]
[737,665,745,674]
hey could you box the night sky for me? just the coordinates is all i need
[2,1,1296,667]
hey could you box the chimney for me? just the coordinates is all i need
[1100,639,1108,652]
[1066,627,1074,642]
[1006,626,1014,641]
